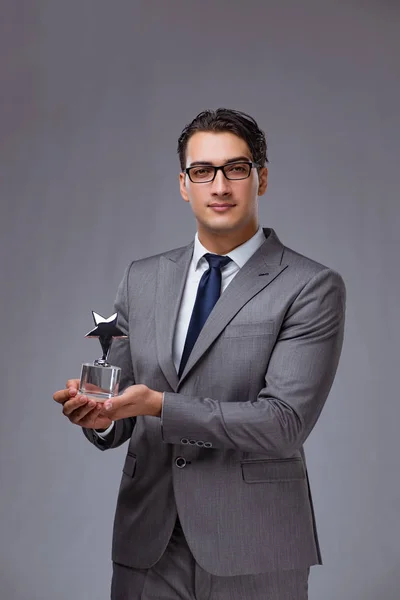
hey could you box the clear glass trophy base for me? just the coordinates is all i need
[79,362,121,401]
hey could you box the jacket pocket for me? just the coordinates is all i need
[223,321,274,338]
[122,452,137,477]
[241,458,305,483]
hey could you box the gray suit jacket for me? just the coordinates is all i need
[83,228,346,576]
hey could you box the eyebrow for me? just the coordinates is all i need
[188,155,252,167]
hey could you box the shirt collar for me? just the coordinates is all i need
[193,226,266,271]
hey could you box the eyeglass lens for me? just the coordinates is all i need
[189,162,252,182]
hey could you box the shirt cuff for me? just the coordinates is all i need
[94,422,115,439]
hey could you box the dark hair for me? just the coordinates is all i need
[177,108,268,171]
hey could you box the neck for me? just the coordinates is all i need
[197,222,259,255]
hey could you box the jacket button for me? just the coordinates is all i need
[196,441,204,447]
[204,442,212,448]
[189,439,196,445]
[175,457,187,469]
[181,438,189,444]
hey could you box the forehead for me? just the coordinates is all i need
[185,131,252,165]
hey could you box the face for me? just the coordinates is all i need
[179,131,268,249]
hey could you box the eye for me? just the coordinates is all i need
[226,163,248,174]
[191,167,213,178]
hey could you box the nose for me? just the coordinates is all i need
[211,168,231,196]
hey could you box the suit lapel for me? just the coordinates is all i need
[155,229,288,390]
[178,229,288,385]
[155,243,194,390]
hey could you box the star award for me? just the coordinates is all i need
[79,311,127,401]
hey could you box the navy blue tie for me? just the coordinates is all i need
[178,253,232,378]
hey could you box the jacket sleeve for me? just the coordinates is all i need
[82,263,136,451]
[161,268,346,458]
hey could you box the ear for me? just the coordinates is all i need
[179,172,190,203]
[258,167,268,196]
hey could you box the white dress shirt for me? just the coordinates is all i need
[96,226,266,438]
[172,226,266,372]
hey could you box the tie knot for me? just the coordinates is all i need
[204,253,232,270]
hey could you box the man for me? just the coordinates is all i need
[54,108,346,599]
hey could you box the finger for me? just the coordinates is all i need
[62,395,91,417]
[66,379,80,391]
[53,388,74,404]
[70,402,101,425]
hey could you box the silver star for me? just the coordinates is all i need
[85,311,127,361]
[85,312,126,339]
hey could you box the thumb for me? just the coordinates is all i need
[103,385,136,412]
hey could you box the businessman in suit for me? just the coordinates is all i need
[54,108,346,599]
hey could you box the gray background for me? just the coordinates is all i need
[1,1,399,598]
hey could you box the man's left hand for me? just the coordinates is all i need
[100,384,163,420]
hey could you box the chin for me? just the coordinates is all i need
[203,221,242,234]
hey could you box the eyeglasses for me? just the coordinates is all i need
[184,161,260,183]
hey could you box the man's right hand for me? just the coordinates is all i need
[53,379,113,430]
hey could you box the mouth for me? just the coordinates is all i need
[208,203,236,212]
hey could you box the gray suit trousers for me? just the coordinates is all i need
[111,519,309,600]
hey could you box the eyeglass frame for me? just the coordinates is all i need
[184,161,261,184]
